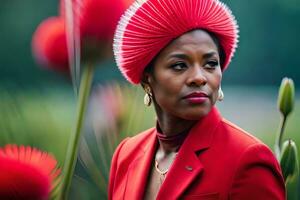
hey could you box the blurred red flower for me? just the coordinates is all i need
[79,0,124,42]
[79,0,128,60]
[60,0,132,61]
[122,0,133,9]
[0,145,60,200]
[32,17,69,72]
[60,0,129,41]
[32,0,133,72]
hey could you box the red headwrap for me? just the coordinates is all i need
[113,0,239,84]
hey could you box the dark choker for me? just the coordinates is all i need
[156,125,189,147]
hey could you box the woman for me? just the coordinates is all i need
[109,0,286,199]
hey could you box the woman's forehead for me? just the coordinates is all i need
[159,30,219,57]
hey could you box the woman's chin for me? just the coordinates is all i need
[180,107,212,120]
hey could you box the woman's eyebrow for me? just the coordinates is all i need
[167,53,189,60]
[203,52,218,59]
[167,51,218,60]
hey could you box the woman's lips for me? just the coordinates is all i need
[183,92,208,104]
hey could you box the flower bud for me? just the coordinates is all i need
[278,78,295,117]
[280,139,299,181]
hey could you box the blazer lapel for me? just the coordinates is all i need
[157,107,221,199]
[156,146,204,199]
[124,130,158,200]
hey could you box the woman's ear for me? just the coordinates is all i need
[141,71,152,88]
[141,60,155,87]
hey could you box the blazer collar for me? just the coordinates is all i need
[124,130,158,199]
[183,106,222,152]
[157,106,222,199]
[125,106,222,199]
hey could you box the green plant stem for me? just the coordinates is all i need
[61,63,94,199]
[275,115,287,158]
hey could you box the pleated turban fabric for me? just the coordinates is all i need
[113,0,239,84]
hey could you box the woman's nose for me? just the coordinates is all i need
[186,66,207,86]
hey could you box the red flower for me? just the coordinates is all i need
[122,0,133,9]
[79,0,124,42]
[0,145,60,200]
[32,17,69,72]
[60,0,130,42]
[32,0,134,72]
[60,0,134,61]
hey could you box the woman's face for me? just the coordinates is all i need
[145,29,222,120]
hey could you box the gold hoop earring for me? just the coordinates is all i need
[218,87,224,101]
[144,86,152,106]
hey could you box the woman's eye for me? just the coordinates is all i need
[170,62,187,71]
[205,60,219,68]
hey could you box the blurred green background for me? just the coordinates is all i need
[0,0,299,199]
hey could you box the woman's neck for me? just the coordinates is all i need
[156,115,196,137]
[153,102,197,152]
[155,112,197,153]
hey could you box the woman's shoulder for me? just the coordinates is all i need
[220,119,285,198]
[123,127,156,146]
[218,117,265,148]
[113,127,156,159]
[215,117,279,163]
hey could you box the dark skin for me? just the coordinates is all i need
[142,29,223,199]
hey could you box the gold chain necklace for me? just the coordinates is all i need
[154,153,178,184]
[155,160,169,175]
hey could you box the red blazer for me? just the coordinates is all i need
[109,107,286,200]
